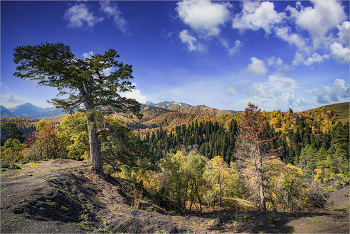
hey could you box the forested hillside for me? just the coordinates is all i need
[1,102,349,216]
[0,117,60,144]
[136,102,348,164]
[166,104,241,116]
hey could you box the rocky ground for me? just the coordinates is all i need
[1,159,349,233]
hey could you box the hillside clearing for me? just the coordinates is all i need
[1,159,348,233]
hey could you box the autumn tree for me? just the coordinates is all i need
[235,102,280,211]
[13,42,143,172]
[186,152,207,215]
[161,151,189,214]
[204,156,231,211]
[56,112,89,161]
[24,120,62,160]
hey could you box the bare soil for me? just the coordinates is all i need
[1,159,349,233]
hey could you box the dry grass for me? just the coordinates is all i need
[184,196,255,215]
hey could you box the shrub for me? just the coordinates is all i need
[1,139,24,162]
[8,164,21,169]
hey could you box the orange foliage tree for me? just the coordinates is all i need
[24,120,62,160]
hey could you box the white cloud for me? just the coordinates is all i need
[64,4,103,28]
[267,56,283,66]
[329,42,350,63]
[120,88,147,104]
[337,21,350,46]
[276,57,283,66]
[292,52,305,65]
[267,56,276,66]
[219,38,242,55]
[286,0,347,48]
[275,26,308,52]
[243,75,305,110]
[226,84,236,96]
[246,57,268,76]
[229,40,242,55]
[232,1,285,34]
[100,1,129,34]
[103,67,113,76]
[83,51,93,59]
[179,30,206,52]
[312,79,349,104]
[267,56,294,76]
[176,0,231,37]
[303,53,329,66]
[288,91,307,108]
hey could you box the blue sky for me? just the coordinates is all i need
[1,0,349,112]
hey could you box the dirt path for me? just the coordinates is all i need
[1,159,349,233]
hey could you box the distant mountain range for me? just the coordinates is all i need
[0,103,66,119]
[144,101,190,109]
[1,100,242,120]
[142,101,241,116]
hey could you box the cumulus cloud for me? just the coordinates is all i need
[176,0,231,37]
[64,4,103,28]
[329,42,350,63]
[179,30,206,52]
[246,57,268,76]
[100,1,129,34]
[120,87,147,104]
[226,84,236,96]
[275,26,308,52]
[266,56,293,76]
[303,53,329,66]
[337,21,350,46]
[83,51,93,59]
[312,79,349,104]
[232,1,285,34]
[243,75,305,110]
[286,0,347,48]
[288,91,307,107]
[293,52,305,65]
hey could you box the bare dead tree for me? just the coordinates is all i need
[235,102,280,211]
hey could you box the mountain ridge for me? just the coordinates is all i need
[1,102,66,119]
[143,101,242,116]
[0,105,17,118]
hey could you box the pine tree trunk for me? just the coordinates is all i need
[87,115,103,172]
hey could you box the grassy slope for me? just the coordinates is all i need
[303,102,349,123]
[41,114,70,123]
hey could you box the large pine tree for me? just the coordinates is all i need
[13,42,143,172]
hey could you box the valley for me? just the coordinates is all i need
[1,101,349,233]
